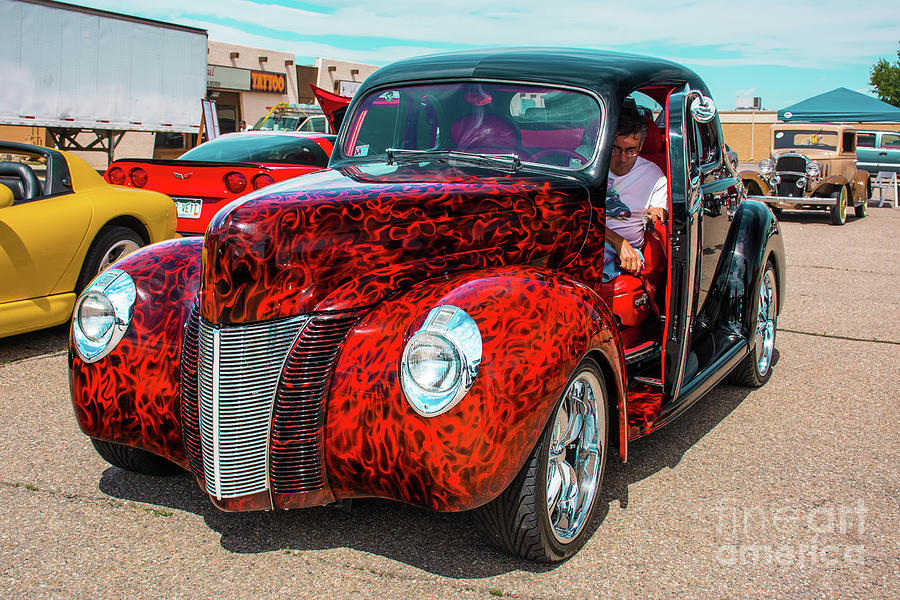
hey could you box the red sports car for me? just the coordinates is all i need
[104,131,335,235]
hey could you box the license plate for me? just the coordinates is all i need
[174,198,202,219]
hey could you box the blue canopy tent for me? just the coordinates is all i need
[779,87,900,123]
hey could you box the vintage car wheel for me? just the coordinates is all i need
[90,439,183,475]
[472,359,608,562]
[76,226,143,292]
[830,186,847,226]
[854,195,867,218]
[729,261,778,387]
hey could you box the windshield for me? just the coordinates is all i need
[180,135,329,166]
[773,129,838,151]
[253,115,303,131]
[341,82,602,169]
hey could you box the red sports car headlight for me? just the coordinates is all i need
[129,168,148,188]
[224,172,247,194]
[252,174,275,189]
[107,167,126,185]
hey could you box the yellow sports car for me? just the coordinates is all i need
[0,141,176,338]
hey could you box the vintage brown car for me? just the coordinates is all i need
[740,123,870,225]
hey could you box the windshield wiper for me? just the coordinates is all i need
[385,148,521,172]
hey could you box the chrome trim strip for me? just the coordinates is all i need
[211,327,222,500]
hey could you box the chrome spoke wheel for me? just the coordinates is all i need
[754,267,777,376]
[546,370,605,543]
[98,239,140,273]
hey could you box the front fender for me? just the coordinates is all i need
[810,174,849,198]
[738,170,772,196]
[69,237,202,467]
[701,200,785,338]
[324,265,625,512]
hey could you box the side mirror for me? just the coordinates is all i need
[0,183,13,209]
[690,95,717,123]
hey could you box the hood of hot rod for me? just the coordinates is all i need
[199,164,591,323]
[70,163,618,513]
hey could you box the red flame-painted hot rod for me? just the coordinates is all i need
[69,49,785,562]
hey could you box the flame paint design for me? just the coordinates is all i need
[201,166,593,324]
[324,266,624,511]
[69,163,648,512]
[70,238,203,466]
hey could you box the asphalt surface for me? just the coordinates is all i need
[1,204,898,599]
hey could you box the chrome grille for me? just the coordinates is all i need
[776,176,803,197]
[180,304,203,481]
[197,315,308,499]
[270,312,360,493]
[775,155,806,174]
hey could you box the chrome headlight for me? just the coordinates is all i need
[401,305,481,417]
[805,161,821,177]
[796,177,807,188]
[759,158,775,176]
[72,269,136,363]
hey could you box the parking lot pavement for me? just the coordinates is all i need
[0,207,898,599]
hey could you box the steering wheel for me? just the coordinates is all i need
[528,148,588,167]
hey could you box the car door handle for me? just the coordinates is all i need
[879,152,887,156]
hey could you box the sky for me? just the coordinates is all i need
[72,0,900,110]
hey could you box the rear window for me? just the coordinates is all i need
[180,135,329,166]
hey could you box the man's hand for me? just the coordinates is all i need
[615,238,643,274]
[644,206,667,225]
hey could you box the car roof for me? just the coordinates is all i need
[770,123,855,132]
[215,131,335,141]
[358,47,707,99]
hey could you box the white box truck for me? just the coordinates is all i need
[0,0,207,163]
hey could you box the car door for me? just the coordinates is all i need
[662,87,701,402]
[0,190,92,304]
[877,132,900,174]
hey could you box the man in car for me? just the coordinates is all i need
[603,106,668,281]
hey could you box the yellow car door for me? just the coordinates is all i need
[0,191,91,304]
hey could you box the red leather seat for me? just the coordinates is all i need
[600,220,667,329]
[641,119,666,172]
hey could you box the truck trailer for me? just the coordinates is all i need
[0,0,207,163]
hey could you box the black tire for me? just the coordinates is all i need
[854,195,867,218]
[90,439,183,476]
[75,226,144,293]
[729,261,778,387]
[472,359,609,562]
[830,185,847,226]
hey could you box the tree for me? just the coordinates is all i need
[870,44,900,108]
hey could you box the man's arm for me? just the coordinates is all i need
[644,175,668,225]
[605,227,643,274]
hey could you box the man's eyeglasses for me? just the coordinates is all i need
[611,145,640,158]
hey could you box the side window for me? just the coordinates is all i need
[842,131,856,153]
[857,133,875,148]
[882,133,900,148]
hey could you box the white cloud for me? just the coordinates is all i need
[69,0,900,69]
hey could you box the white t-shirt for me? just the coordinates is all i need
[606,157,668,248]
